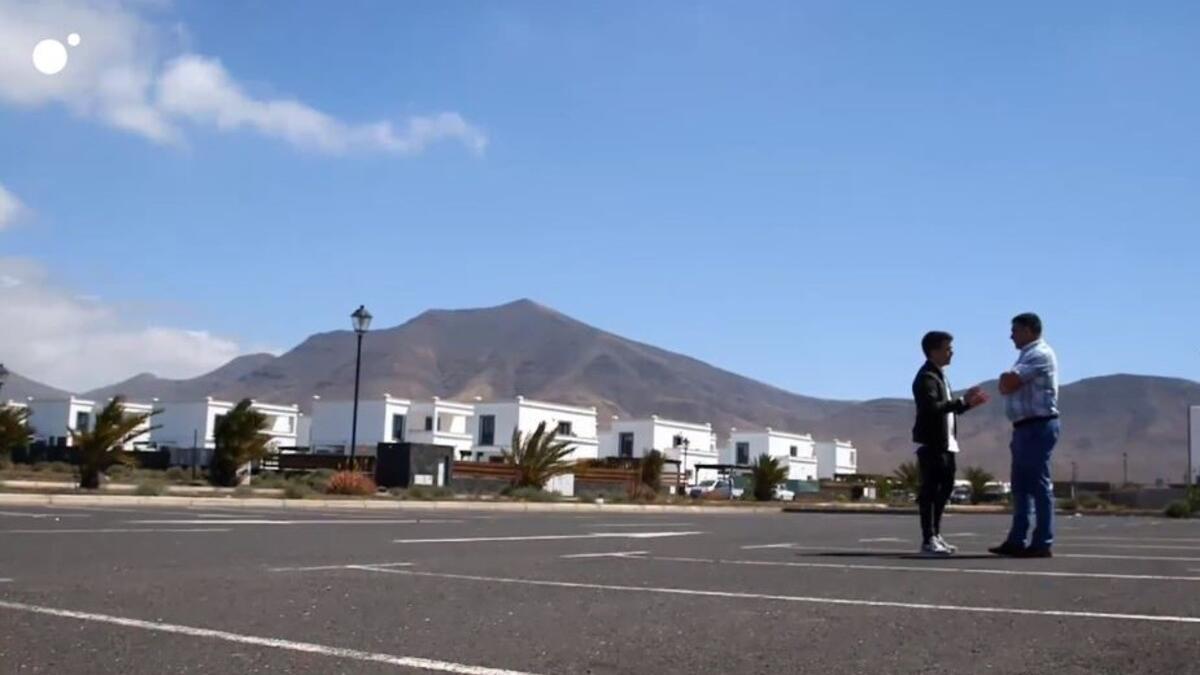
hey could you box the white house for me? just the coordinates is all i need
[26,396,95,448]
[308,394,412,455]
[308,395,475,455]
[108,398,157,451]
[155,398,299,461]
[815,439,858,479]
[406,397,475,453]
[468,396,599,462]
[723,427,819,482]
[599,415,720,484]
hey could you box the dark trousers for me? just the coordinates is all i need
[917,446,957,542]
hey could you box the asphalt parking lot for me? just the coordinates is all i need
[2,504,1199,674]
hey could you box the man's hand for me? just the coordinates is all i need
[998,372,1022,395]
[965,386,990,407]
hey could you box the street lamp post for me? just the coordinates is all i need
[682,438,690,494]
[349,305,372,465]
[0,363,8,396]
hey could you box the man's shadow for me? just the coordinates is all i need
[799,552,996,561]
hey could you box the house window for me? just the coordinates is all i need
[479,415,495,446]
[789,445,798,458]
[849,450,856,465]
[75,411,90,432]
[391,415,406,442]
[736,442,750,465]
[459,450,472,461]
[672,435,686,448]
[618,432,635,459]
[556,421,573,436]
[424,416,433,432]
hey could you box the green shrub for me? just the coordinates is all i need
[134,480,166,496]
[303,469,336,492]
[1165,500,1192,519]
[625,483,658,503]
[503,486,559,502]
[283,481,312,499]
[232,485,255,498]
[398,486,455,501]
[106,464,134,481]
[164,467,189,483]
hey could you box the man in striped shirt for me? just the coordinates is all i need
[989,312,1060,558]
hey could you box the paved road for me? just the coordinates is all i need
[2,503,1198,674]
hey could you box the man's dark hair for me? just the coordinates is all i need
[921,331,953,357]
[1012,312,1043,336]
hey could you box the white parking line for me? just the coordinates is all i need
[128,519,463,526]
[0,511,90,519]
[350,567,1200,625]
[560,551,650,559]
[0,599,540,675]
[744,543,1200,563]
[1067,536,1200,543]
[858,537,906,543]
[268,562,414,573]
[0,578,11,583]
[1056,543,1200,551]
[609,553,1200,582]
[588,523,696,528]
[395,532,703,544]
[0,528,231,534]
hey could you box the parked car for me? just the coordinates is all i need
[949,485,972,504]
[689,479,744,499]
[773,484,796,501]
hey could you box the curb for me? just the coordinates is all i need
[0,493,785,515]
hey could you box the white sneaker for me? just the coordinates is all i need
[920,539,952,557]
[935,535,958,553]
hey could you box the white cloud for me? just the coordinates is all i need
[0,0,486,154]
[0,183,23,230]
[0,256,248,392]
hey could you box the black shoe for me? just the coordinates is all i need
[1016,547,1053,559]
[988,542,1026,556]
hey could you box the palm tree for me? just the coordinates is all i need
[0,405,35,460]
[963,466,994,505]
[69,397,159,490]
[893,461,920,495]
[749,454,789,501]
[210,399,270,487]
[501,421,575,490]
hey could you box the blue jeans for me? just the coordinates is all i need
[1005,418,1060,549]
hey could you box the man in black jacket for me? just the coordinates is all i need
[913,331,989,556]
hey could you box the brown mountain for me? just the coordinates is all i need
[1,369,70,401]
[81,299,1199,483]
[809,374,1200,485]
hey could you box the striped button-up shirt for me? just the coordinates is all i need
[1005,339,1059,423]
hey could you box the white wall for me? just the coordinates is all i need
[728,430,818,482]
[155,402,218,449]
[408,400,475,453]
[309,398,409,454]
[115,401,155,451]
[1191,406,1200,485]
[815,440,858,479]
[600,417,718,484]
[27,398,95,447]
[470,398,598,461]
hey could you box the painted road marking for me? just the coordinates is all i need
[0,511,90,519]
[128,519,463,526]
[350,567,1200,625]
[605,553,1200,582]
[395,531,703,544]
[560,551,650,559]
[0,599,540,675]
[268,562,414,573]
[0,528,231,534]
[743,543,1200,563]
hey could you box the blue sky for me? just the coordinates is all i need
[0,1,1197,398]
